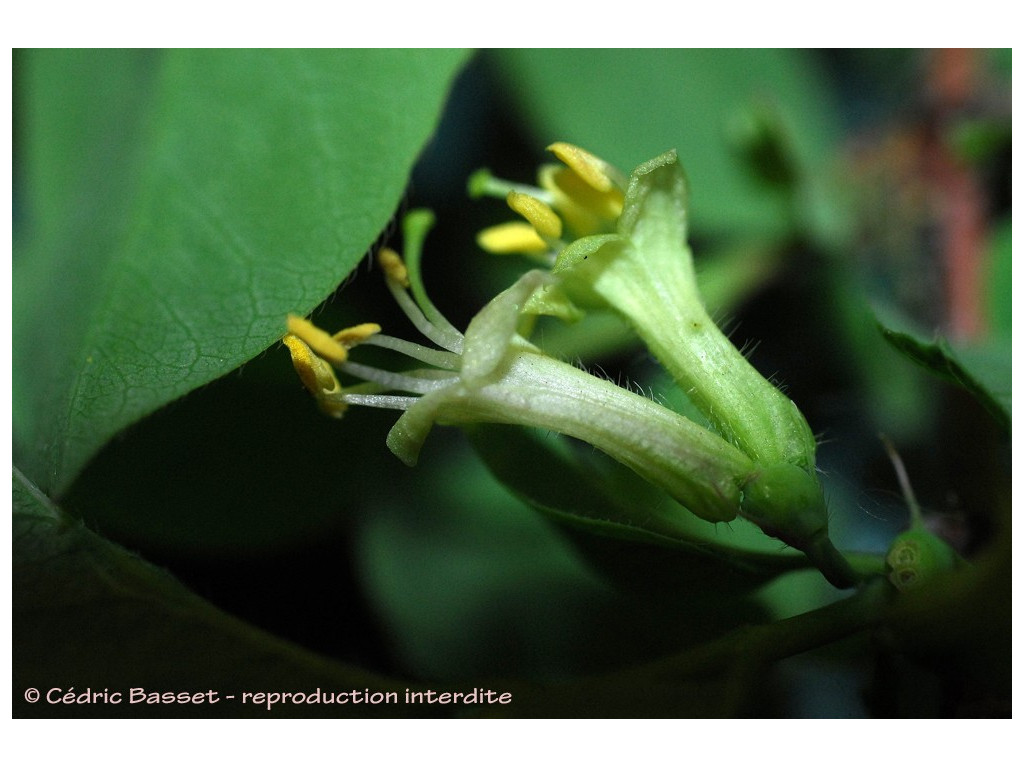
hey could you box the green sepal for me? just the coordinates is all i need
[552,233,622,273]
[739,463,828,548]
[522,281,586,324]
[616,149,690,246]
[460,270,549,387]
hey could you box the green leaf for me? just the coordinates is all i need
[489,49,841,236]
[876,309,1011,431]
[353,445,773,681]
[983,219,1012,340]
[466,424,812,580]
[13,49,470,495]
[12,467,418,718]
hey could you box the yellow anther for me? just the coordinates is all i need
[333,322,382,347]
[538,165,624,236]
[283,334,342,397]
[476,222,549,254]
[286,314,349,364]
[547,142,617,193]
[506,191,563,239]
[378,247,410,287]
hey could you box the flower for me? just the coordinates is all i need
[284,148,860,587]
[467,145,857,586]
[476,144,819,472]
[285,210,758,526]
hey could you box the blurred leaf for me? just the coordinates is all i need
[949,117,1012,165]
[875,309,1010,431]
[61,349,409,559]
[489,49,841,237]
[12,467,417,718]
[498,575,893,717]
[13,49,470,495]
[467,424,809,576]
[827,283,936,442]
[984,219,1011,340]
[727,104,800,191]
[354,443,773,681]
[354,449,621,680]
[695,240,785,312]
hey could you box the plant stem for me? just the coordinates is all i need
[483,578,893,716]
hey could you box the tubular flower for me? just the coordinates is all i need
[477,144,816,470]
[469,145,856,587]
[284,209,771,527]
[285,147,860,587]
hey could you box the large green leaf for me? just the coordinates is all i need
[353,443,774,681]
[12,468,420,718]
[467,424,816,576]
[488,49,841,236]
[13,49,470,495]
[875,308,1011,431]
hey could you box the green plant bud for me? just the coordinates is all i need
[885,529,958,592]
[726,105,799,191]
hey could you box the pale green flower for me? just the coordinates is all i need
[285,212,755,526]
[285,148,860,587]
[469,145,856,585]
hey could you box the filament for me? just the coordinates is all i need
[339,361,458,395]
[361,335,461,370]
[341,394,419,411]
[384,278,464,354]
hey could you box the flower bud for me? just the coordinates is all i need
[885,529,958,592]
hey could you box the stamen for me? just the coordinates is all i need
[507,191,563,239]
[400,211,465,346]
[467,168,555,204]
[283,334,341,395]
[282,334,346,418]
[381,277,463,355]
[378,248,410,287]
[547,142,626,191]
[361,334,461,370]
[341,393,419,411]
[333,322,381,347]
[377,248,464,355]
[541,164,624,228]
[286,314,349,364]
[476,222,550,257]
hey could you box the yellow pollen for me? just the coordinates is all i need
[282,334,341,396]
[476,222,549,254]
[506,191,563,239]
[378,247,410,287]
[540,164,624,234]
[547,142,616,192]
[286,314,349,364]
[333,322,382,347]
